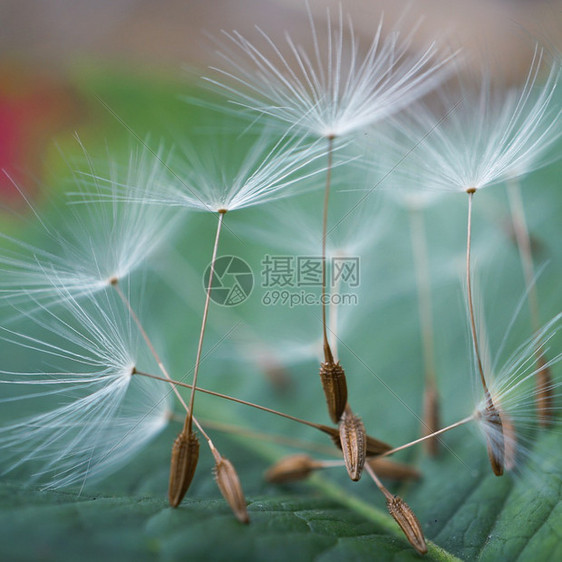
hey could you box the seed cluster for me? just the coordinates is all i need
[0,2,561,559]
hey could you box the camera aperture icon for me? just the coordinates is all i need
[203,256,254,306]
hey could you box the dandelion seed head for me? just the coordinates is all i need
[471,313,562,474]
[395,48,562,194]
[204,4,455,140]
[0,288,171,489]
[1,146,179,311]
[92,127,330,213]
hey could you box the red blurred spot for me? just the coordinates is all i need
[0,65,83,206]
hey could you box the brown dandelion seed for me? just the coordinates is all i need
[535,354,554,427]
[386,495,428,555]
[339,407,367,481]
[319,360,348,423]
[367,458,421,482]
[168,430,200,508]
[214,455,250,524]
[265,454,318,483]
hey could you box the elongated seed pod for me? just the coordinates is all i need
[318,424,392,456]
[484,396,505,477]
[215,456,249,524]
[367,458,421,482]
[319,360,348,423]
[265,454,317,483]
[386,495,428,555]
[339,408,366,481]
[168,430,200,508]
[422,383,440,456]
[535,354,553,427]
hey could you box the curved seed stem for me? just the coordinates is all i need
[322,136,335,362]
[466,190,488,393]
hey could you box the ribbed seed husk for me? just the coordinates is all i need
[367,458,421,482]
[535,354,553,427]
[215,456,249,524]
[319,360,348,423]
[265,454,316,483]
[484,399,505,477]
[319,424,392,456]
[386,495,428,555]
[422,383,440,456]
[339,408,366,481]
[168,430,200,508]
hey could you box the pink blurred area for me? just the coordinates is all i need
[0,0,560,205]
[0,66,82,205]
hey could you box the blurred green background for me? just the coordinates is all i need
[1,2,562,561]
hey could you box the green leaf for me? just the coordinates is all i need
[1,66,561,562]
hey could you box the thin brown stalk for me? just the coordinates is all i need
[507,179,540,330]
[321,135,335,361]
[112,281,189,413]
[111,281,226,506]
[466,190,506,475]
[190,418,337,456]
[186,210,226,435]
[134,370,387,454]
[318,136,348,424]
[465,190,488,394]
[112,289,214,443]
[380,415,474,458]
[134,369,338,433]
[409,208,440,454]
[507,178,553,426]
